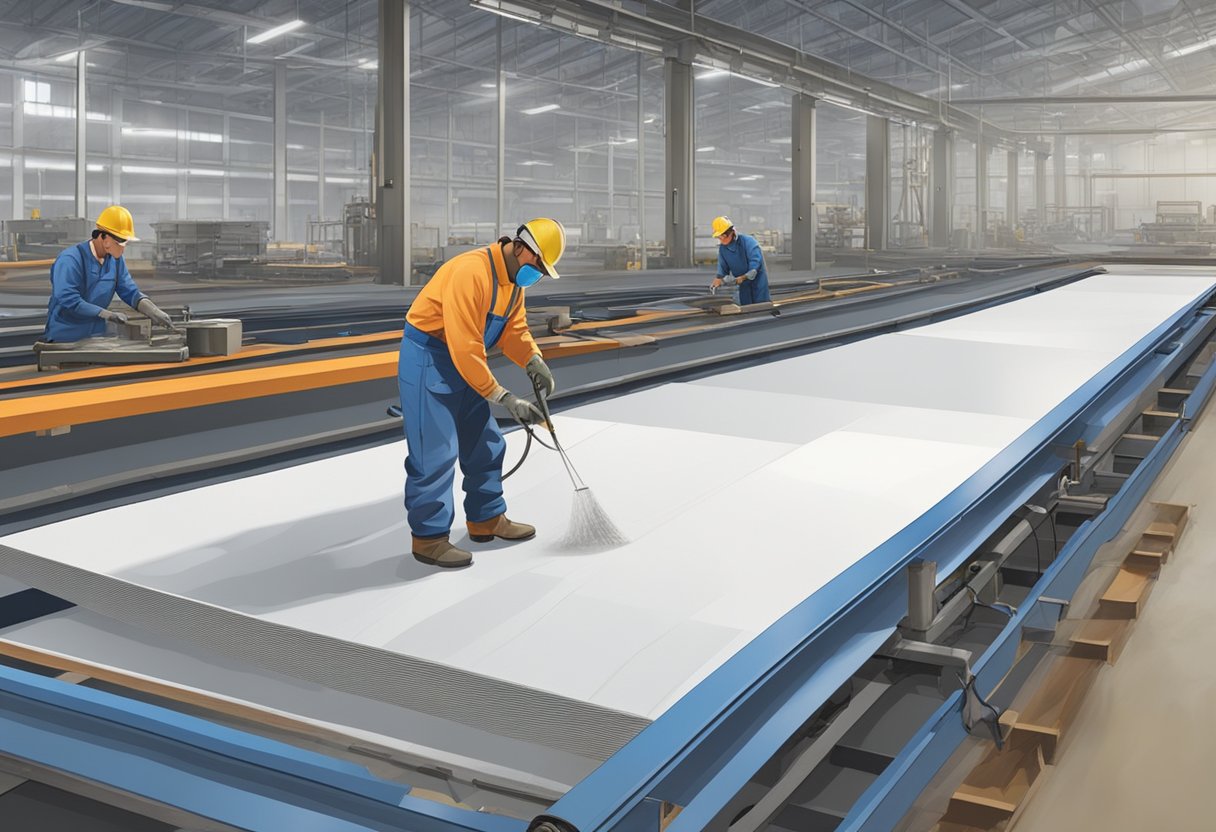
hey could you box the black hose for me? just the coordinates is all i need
[502,373,555,480]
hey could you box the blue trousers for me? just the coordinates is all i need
[398,335,507,538]
[738,273,771,305]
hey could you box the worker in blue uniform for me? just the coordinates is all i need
[42,205,175,342]
[399,218,565,568]
[709,215,771,305]
[43,205,175,341]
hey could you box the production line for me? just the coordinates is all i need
[2,263,1215,830]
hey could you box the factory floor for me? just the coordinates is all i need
[1013,402,1216,831]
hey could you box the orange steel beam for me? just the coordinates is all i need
[0,336,626,438]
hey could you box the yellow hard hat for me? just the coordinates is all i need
[517,217,566,280]
[96,205,139,242]
[711,216,734,238]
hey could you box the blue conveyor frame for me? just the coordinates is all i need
[0,292,1212,832]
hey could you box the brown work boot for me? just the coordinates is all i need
[412,535,472,568]
[467,514,536,543]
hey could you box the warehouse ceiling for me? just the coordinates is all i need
[1,1,1214,135]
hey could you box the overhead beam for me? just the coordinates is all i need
[951,94,1216,105]
[469,0,1016,144]
[74,50,86,219]
[273,62,287,242]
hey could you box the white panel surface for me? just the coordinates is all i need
[3,269,1213,733]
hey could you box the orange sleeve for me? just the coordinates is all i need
[500,293,542,368]
[439,262,499,398]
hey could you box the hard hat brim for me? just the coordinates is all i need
[96,223,139,242]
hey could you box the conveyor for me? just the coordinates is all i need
[0,264,1214,831]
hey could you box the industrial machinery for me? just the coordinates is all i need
[1138,200,1216,245]
[151,220,270,279]
[1,217,93,261]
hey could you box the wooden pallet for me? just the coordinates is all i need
[1005,655,1103,762]
[943,732,1046,829]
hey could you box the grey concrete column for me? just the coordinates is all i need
[12,76,24,219]
[1007,150,1019,229]
[975,141,988,248]
[375,0,410,284]
[1034,151,1047,219]
[75,50,87,218]
[637,52,647,270]
[273,61,287,241]
[865,115,889,251]
[665,56,694,267]
[931,128,953,248]
[1053,134,1066,215]
[791,93,816,270]
[318,122,326,223]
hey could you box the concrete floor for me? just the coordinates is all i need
[1014,401,1216,831]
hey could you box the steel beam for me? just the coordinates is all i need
[1034,151,1047,220]
[931,130,953,248]
[1054,135,1067,212]
[665,56,694,268]
[791,93,816,271]
[976,141,988,248]
[866,116,889,251]
[273,61,287,243]
[376,0,410,285]
[1007,150,1019,229]
[12,76,23,220]
[637,52,647,271]
[74,51,87,219]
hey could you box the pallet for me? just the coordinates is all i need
[1006,655,1103,762]
[943,733,1046,829]
[1068,618,1133,665]
[1096,567,1156,620]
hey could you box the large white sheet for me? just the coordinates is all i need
[3,269,1213,727]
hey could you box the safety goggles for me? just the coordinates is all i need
[515,227,549,276]
[107,233,129,247]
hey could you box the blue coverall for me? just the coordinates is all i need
[716,232,771,305]
[397,249,524,539]
[43,240,145,342]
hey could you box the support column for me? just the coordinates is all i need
[865,115,889,251]
[495,19,505,238]
[221,112,229,218]
[931,128,953,248]
[665,56,694,267]
[975,141,988,248]
[375,0,410,284]
[12,76,24,219]
[1034,150,1047,220]
[175,109,188,220]
[636,52,647,270]
[791,93,816,270]
[1053,134,1066,217]
[75,50,87,218]
[273,61,288,242]
[318,122,326,223]
[1006,149,1018,230]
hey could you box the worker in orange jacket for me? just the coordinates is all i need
[399,219,565,568]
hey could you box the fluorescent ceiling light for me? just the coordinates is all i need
[643,116,656,124]
[696,69,728,80]
[1167,35,1216,59]
[325,176,357,183]
[522,103,559,115]
[358,59,377,70]
[609,137,637,145]
[473,3,542,26]
[55,51,78,62]
[86,163,105,172]
[768,137,792,144]
[695,67,778,87]
[696,146,715,152]
[481,82,497,88]
[738,174,764,181]
[247,19,304,45]
[518,160,554,166]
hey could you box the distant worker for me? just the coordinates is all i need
[709,216,771,305]
[42,205,175,342]
[398,218,564,568]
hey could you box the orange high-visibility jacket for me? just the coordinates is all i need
[405,242,540,398]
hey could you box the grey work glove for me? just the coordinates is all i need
[491,388,544,425]
[526,354,556,399]
[99,309,129,325]
[138,297,175,329]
